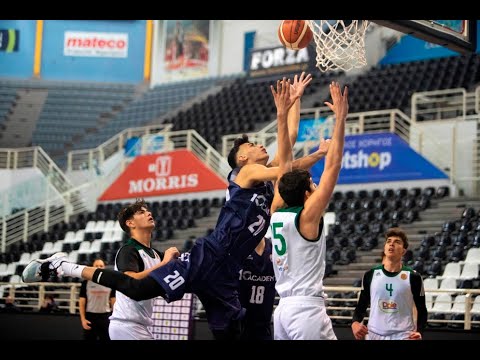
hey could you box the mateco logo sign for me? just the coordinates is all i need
[378,299,399,313]
[64,31,128,58]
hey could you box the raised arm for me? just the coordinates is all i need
[291,138,330,170]
[235,78,298,189]
[270,78,295,213]
[300,81,348,237]
[268,72,312,168]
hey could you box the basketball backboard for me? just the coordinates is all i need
[373,20,477,54]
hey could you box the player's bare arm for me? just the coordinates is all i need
[268,72,313,168]
[270,78,294,213]
[118,247,181,280]
[291,137,331,170]
[235,78,295,190]
[300,81,348,239]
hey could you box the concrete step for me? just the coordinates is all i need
[356,254,382,263]
[420,210,465,219]
[152,207,222,252]
[405,220,446,228]
[436,200,480,207]
[323,277,359,286]
[334,263,374,271]
[330,269,367,278]
[356,249,383,256]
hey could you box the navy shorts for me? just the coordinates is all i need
[148,253,191,302]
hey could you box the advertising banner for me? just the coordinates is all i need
[64,31,128,58]
[248,45,311,77]
[163,20,210,81]
[297,117,329,142]
[99,150,227,200]
[0,29,19,52]
[310,133,448,184]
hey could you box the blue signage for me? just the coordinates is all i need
[310,133,448,184]
[297,117,328,142]
[380,35,457,65]
[124,135,165,157]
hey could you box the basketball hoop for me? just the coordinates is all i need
[307,20,370,72]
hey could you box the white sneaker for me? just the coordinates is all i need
[22,252,69,283]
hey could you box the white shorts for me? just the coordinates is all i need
[366,330,412,340]
[109,319,154,340]
[274,296,337,340]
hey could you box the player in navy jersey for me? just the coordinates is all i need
[235,72,328,340]
[239,233,276,340]
[23,76,300,340]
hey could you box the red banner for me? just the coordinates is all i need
[99,150,227,201]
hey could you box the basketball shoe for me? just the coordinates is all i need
[22,252,69,283]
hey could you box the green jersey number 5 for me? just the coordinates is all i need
[272,222,286,256]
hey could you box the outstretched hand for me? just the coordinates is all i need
[317,138,331,156]
[324,81,349,121]
[290,71,313,103]
[271,77,294,115]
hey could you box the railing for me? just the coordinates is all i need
[0,146,75,198]
[1,127,229,253]
[67,124,173,172]
[0,282,81,314]
[3,282,479,330]
[119,129,230,179]
[411,88,469,122]
[476,86,480,115]
[320,287,480,330]
[221,108,412,158]
[159,129,230,179]
[0,181,95,253]
[0,147,85,252]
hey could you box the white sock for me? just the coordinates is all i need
[61,262,86,278]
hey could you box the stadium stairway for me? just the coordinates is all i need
[151,206,222,252]
[0,89,47,148]
[324,194,480,286]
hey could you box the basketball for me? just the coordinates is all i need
[278,20,313,50]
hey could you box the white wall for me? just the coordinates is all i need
[364,23,402,70]
[0,168,55,216]
[410,119,477,196]
[150,20,409,81]
[218,20,280,75]
[0,168,43,191]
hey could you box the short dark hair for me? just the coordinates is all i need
[385,227,409,249]
[278,169,312,207]
[92,258,106,266]
[227,134,250,169]
[117,198,148,234]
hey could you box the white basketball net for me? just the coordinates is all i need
[307,20,370,72]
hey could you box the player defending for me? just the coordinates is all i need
[22,77,296,340]
[270,81,348,340]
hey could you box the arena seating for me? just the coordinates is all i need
[0,196,224,283]
[312,53,480,115]
[161,71,340,149]
[74,76,236,152]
